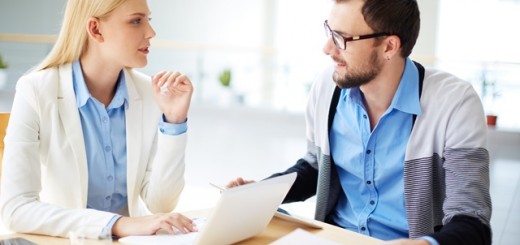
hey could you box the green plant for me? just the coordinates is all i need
[0,54,7,69]
[480,71,500,102]
[218,69,231,87]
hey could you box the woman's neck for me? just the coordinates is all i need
[79,53,123,107]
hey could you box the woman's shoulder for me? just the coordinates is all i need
[16,64,70,93]
[18,65,61,82]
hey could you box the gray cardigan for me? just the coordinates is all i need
[272,63,492,244]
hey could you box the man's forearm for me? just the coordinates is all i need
[268,158,319,203]
[429,215,491,245]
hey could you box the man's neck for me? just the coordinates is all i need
[360,58,406,130]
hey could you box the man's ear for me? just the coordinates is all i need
[383,35,401,60]
[86,17,103,42]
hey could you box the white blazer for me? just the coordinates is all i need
[0,64,187,237]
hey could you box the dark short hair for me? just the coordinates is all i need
[336,0,421,57]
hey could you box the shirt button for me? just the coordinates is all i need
[160,128,165,133]
[103,117,108,124]
[370,200,375,205]
[104,146,112,152]
[361,227,366,231]
[366,149,371,154]
[366,180,372,185]
[107,176,114,181]
[105,196,111,200]
[363,115,367,119]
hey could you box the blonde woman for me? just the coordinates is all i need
[0,0,196,238]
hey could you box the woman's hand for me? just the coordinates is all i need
[152,71,194,124]
[112,212,198,237]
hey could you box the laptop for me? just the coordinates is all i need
[119,172,297,245]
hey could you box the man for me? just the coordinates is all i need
[228,0,491,244]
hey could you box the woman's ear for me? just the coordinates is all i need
[86,17,103,42]
[383,35,401,60]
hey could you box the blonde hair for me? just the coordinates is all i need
[36,0,127,71]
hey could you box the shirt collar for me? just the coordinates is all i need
[342,58,421,116]
[392,58,421,116]
[72,60,129,109]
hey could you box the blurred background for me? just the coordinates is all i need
[1,0,519,244]
[2,0,519,126]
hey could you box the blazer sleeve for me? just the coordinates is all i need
[125,70,187,214]
[0,73,115,238]
[138,131,187,213]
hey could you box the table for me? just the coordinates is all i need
[0,209,381,245]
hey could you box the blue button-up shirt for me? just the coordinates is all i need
[72,60,187,220]
[330,59,422,241]
[73,61,129,213]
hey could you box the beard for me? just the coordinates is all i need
[333,50,382,89]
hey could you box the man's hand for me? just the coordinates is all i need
[226,177,255,188]
[380,239,431,245]
[112,213,197,237]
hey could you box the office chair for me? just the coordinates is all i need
[0,112,10,177]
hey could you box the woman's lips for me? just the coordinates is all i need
[139,47,150,54]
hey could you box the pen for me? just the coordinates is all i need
[209,182,226,191]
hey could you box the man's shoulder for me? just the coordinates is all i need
[422,68,474,99]
[423,68,472,88]
[310,65,337,99]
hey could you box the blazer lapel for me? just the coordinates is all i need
[57,64,89,205]
[124,69,143,200]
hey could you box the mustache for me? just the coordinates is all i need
[331,56,344,64]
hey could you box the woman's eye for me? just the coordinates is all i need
[131,18,142,24]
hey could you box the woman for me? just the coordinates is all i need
[0,0,196,238]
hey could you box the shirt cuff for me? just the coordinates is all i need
[106,214,122,236]
[159,114,188,135]
[419,236,439,245]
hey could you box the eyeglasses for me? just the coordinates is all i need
[324,20,390,50]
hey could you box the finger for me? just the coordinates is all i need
[161,72,182,94]
[152,71,168,86]
[237,177,247,185]
[159,71,174,88]
[168,73,188,93]
[168,213,196,233]
[179,216,197,233]
[225,179,239,188]
[171,74,189,87]
[173,75,194,93]
[158,219,176,234]
[164,71,181,87]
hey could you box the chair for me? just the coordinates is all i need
[0,112,10,177]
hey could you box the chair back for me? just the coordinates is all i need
[0,112,10,177]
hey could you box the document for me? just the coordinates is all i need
[269,228,342,245]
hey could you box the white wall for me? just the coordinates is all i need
[0,0,440,110]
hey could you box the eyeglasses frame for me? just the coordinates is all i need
[324,20,390,50]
